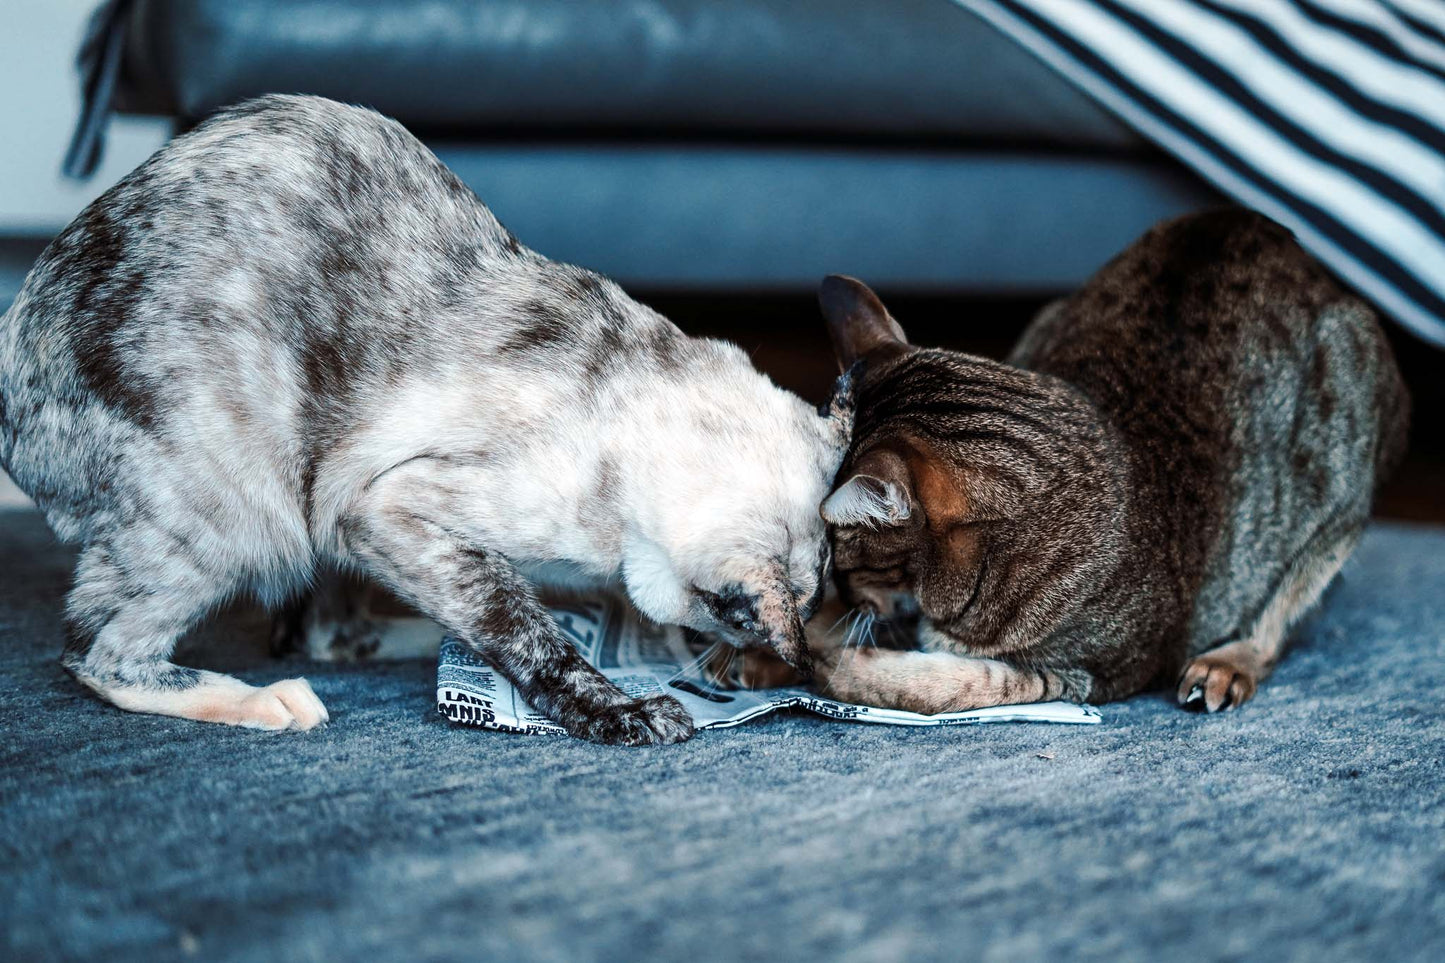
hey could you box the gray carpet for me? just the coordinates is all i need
[2,505,1442,963]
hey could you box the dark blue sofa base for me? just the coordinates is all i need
[432,142,1218,291]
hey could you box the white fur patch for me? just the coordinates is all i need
[821,475,910,528]
[621,534,690,624]
[89,671,329,731]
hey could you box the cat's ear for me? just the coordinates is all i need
[905,438,1025,526]
[822,475,911,528]
[821,448,913,528]
[819,275,909,370]
[817,359,862,448]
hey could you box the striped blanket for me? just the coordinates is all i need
[960,0,1445,347]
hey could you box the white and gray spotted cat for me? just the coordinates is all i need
[0,95,850,745]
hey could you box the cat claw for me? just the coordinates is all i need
[1177,655,1256,712]
[1180,682,1232,711]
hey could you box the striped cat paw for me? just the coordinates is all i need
[1177,655,1259,712]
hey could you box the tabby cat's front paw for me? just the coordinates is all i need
[1177,655,1259,712]
[569,693,696,746]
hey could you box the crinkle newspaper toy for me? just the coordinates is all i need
[437,594,1100,734]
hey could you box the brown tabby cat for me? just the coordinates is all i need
[752,210,1409,713]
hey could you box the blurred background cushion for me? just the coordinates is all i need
[425,145,1209,290]
[116,0,1143,148]
[90,0,1219,291]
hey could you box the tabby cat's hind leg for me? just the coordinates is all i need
[1178,528,1361,712]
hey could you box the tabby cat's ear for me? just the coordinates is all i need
[818,275,909,370]
[820,448,913,528]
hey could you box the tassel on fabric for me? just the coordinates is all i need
[62,0,135,181]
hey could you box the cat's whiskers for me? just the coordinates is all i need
[820,609,862,698]
[835,609,872,691]
[823,606,856,639]
[700,644,738,695]
[860,611,878,649]
[667,639,723,684]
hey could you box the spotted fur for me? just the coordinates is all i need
[0,95,848,743]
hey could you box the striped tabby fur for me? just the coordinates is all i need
[810,210,1409,713]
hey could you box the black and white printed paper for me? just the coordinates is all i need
[436,594,1101,734]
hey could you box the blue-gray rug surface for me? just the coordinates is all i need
[1,507,1442,962]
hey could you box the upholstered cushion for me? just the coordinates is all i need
[116,0,1143,150]
[428,143,1212,289]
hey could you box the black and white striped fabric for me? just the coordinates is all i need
[959,0,1445,347]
